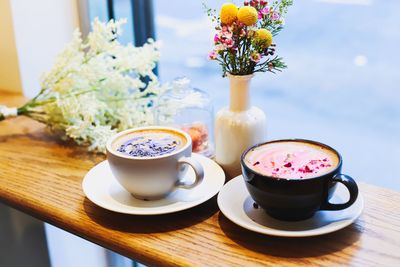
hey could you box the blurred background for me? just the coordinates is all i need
[90,0,400,191]
[0,0,399,266]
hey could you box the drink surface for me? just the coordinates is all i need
[113,130,186,158]
[244,141,339,179]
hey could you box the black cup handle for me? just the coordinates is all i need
[320,174,359,210]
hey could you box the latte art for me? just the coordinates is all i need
[114,130,186,158]
[244,141,339,179]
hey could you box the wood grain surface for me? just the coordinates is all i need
[0,92,399,266]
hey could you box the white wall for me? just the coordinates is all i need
[10,0,80,97]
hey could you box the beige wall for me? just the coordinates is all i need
[0,0,22,93]
[10,0,81,97]
[0,0,90,97]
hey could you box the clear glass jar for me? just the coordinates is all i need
[154,77,214,157]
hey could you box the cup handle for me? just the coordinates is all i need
[320,174,359,210]
[176,157,204,189]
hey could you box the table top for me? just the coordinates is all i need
[0,92,400,267]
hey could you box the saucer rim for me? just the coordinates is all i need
[217,175,364,237]
[82,153,225,215]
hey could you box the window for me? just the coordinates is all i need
[154,0,400,190]
[90,0,400,190]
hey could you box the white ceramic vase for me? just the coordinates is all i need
[215,74,267,179]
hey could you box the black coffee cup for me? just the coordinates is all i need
[241,139,359,221]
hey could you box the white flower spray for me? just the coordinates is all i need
[0,18,164,153]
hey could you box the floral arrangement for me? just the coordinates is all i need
[0,18,163,152]
[206,0,293,76]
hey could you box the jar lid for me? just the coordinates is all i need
[172,77,191,90]
[157,77,212,109]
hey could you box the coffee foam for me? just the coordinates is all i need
[112,129,187,157]
[244,141,339,179]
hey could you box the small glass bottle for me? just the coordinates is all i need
[154,77,214,157]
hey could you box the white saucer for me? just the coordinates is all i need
[217,175,364,237]
[82,154,225,215]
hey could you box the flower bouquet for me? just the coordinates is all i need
[206,0,293,178]
[207,0,292,76]
[0,19,163,152]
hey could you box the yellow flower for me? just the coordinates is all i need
[220,3,238,25]
[255,29,273,48]
[237,6,258,26]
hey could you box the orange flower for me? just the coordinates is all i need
[255,29,273,48]
[220,3,238,25]
[237,6,258,26]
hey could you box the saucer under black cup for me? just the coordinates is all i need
[240,139,359,221]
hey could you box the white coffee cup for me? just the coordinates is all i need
[106,126,204,200]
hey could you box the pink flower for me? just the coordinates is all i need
[258,7,269,19]
[208,51,217,60]
[224,38,235,48]
[250,52,261,63]
[214,34,220,44]
[270,11,280,21]
[218,27,233,42]
[220,26,233,39]
[222,31,233,39]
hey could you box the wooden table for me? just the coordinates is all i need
[0,92,400,267]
